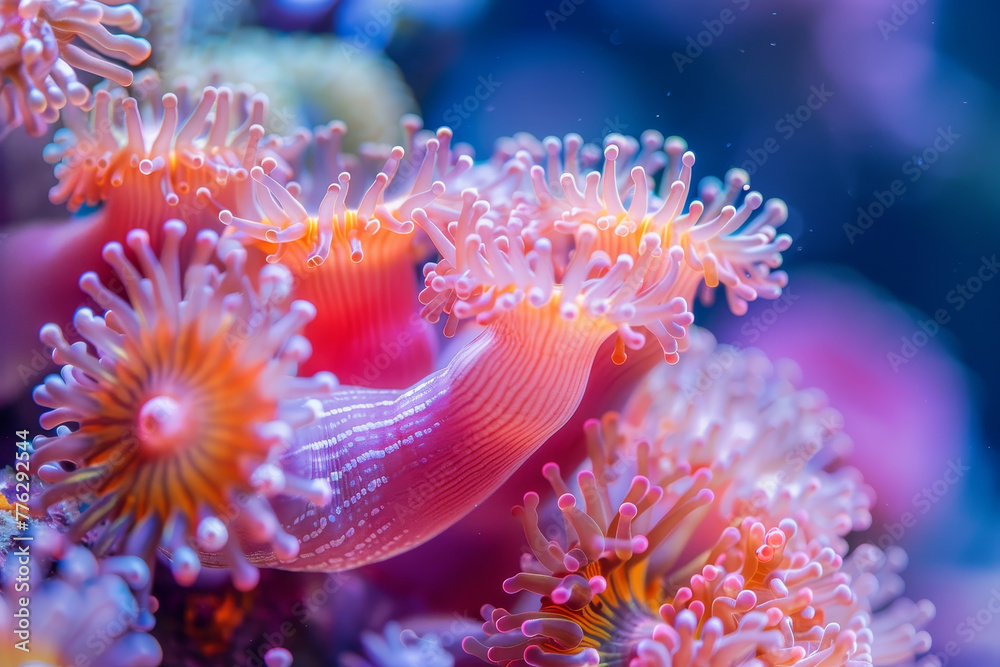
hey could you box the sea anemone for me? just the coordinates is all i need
[415,189,695,363]
[464,402,932,666]
[29,220,336,590]
[0,525,161,667]
[0,0,150,137]
[216,130,791,574]
[216,118,447,386]
[415,131,790,364]
[45,82,271,234]
[515,132,791,316]
[0,82,275,402]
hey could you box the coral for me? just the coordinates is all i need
[516,132,791,317]
[0,81,275,402]
[416,132,790,362]
[240,162,756,571]
[0,525,161,666]
[0,0,150,137]
[415,190,695,362]
[29,221,336,590]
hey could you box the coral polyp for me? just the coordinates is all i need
[465,421,928,666]
[0,82,275,404]
[0,0,150,137]
[29,221,336,589]
[619,329,874,555]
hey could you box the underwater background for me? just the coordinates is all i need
[1,0,999,665]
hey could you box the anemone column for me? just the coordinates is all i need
[268,299,612,570]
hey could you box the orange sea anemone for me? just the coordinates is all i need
[214,118,456,386]
[30,221,336,590]
[45,82,272,239]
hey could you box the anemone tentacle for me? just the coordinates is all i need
[618,328,875,556]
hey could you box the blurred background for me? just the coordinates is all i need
[2,0,998,665]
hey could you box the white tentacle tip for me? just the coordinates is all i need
[196,517,229,552]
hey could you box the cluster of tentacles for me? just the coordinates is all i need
[0,0,150,137]
[465,333,933,666]
[0,24,937,663]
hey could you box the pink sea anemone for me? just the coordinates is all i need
[215,117,447,387]
[464,367,932,665]
[193,130,793,575]
[46,82,270,234]
[619,328,875,557]
[365,130,795,609]
[416,131,790,363]
[0,83,276,403]
[0,0,150,137]
[29,220,336,590]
